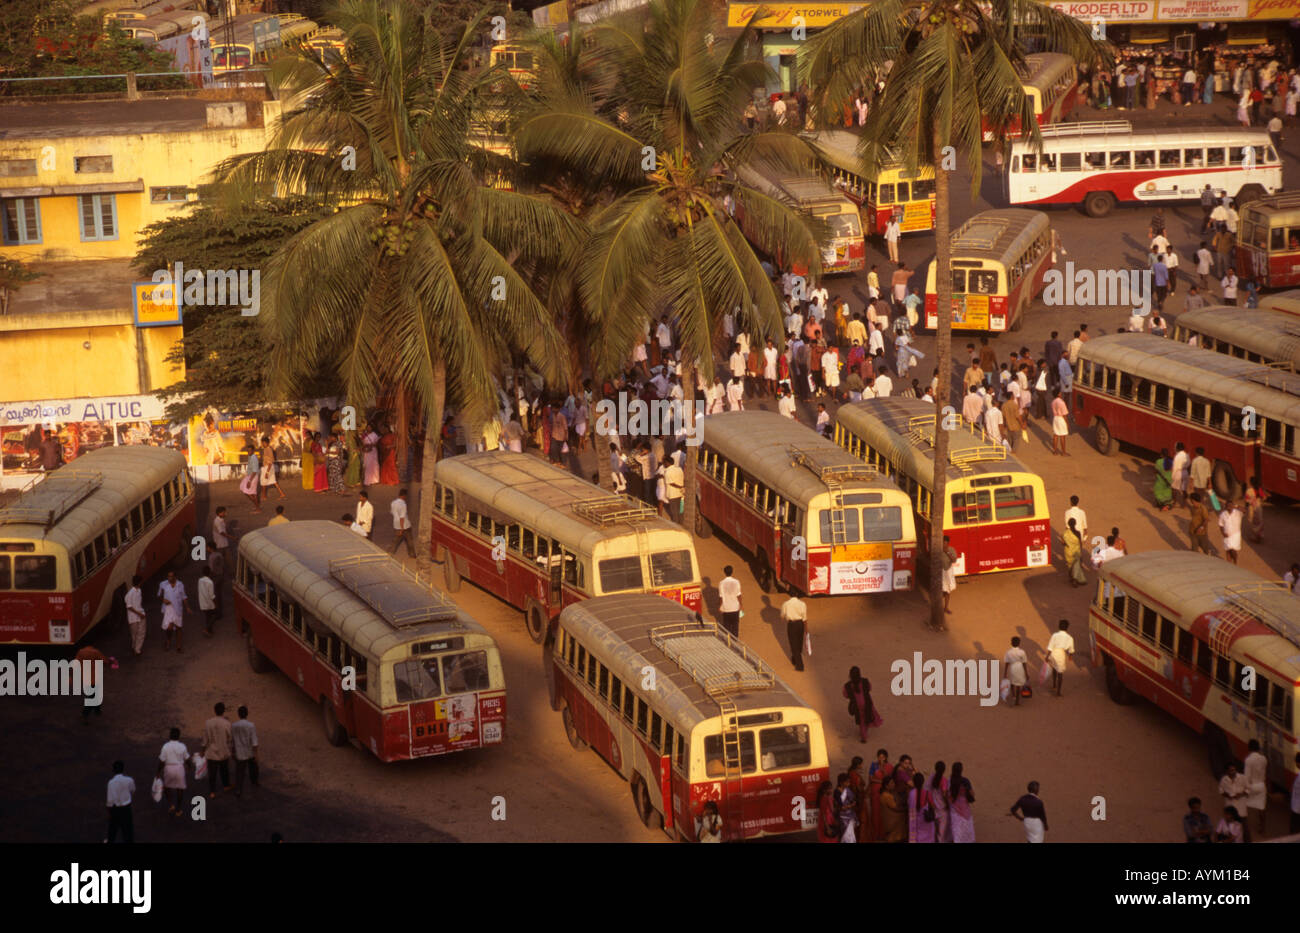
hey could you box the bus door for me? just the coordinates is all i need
[778,500,805,591]
[546,542,563,611]
[948,489,988,574]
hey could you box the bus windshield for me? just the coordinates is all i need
[649,550,693,586]
[828,212,862,238]
[393,651,492,701]
[704,725,811,775]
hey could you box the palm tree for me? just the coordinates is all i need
[211,0,579,573]
[801,0,1109,629]
[515,0,825,535]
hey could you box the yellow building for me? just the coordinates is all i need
[0,96,281,259]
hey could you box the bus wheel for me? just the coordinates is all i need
[443,555,461,592]
[694,509,712,539]
[561,704,586,750]
[1204,723,1232,779]
[321,699,348,747]
[1093,418,1115,456]
[631,774,664,831]
[246,632,273,673]
[1236,184,1265,207]
[525,604,547,644]
[753,552,775,594]
[1212,461,1242,501]
[1083,191,1114,218]
[1103,656,1135,705]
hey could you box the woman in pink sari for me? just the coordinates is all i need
[949,761,976,843]
[842,666,876,743]
[311,433,327,492]
[928,761,951,842]
[361,426,380,486]
[907,772,935,843]
[867,749,893,842]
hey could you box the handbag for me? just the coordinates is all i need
[1020,685,1033,699]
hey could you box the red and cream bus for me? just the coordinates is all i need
[834,398,1051,575]
[546,593,829,841]
[733,161,866,275]
[695,411,916,595]
[1006,121,1281,218]
[1170,306,1300,371]
[803,129,936,236]
[1091,552,1298,786]
[1237,192,1300,289]
[923,209,1053,332]
[1074,333,1300,500]
[0,447,193,644]
[432,451,702,643]
[982,52,1080,141]
[237,521,506,762]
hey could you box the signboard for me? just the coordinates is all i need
[188,409,302,481]
[953,294,990,329]
[0,394,165,428]
[900,200,932,232]
[1046,0,1293,19]
[727,3,863,28]
[1158,0,1247,17]
[829,559,893,594]
[133,282,182,328]
[1045,1,1153,20]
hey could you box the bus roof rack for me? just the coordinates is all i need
[0,471,103,529]
[571,494,659,526]
[788,445,878,484]
[1032,120,1133,138]
[1243,191,1300,211]
[1220,582,1300,649]
[650,622,777,697]
[952,216,1009,251]
[906,415,1007,469]
[328,555,463,628]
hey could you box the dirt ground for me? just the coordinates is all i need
[3,92,1297,843]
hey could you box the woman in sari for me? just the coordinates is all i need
[907,773,935,843]
[1244,476,1265,542]
[834,772,859,843]
[300,432,316,490]
[311,432,328,492]
[842,666,876,744]
[362,425,381,486]
[1153,448,1174,511]
[816,781,838,843]
[892,753,915,797]
[1064,518,1088,587]
[847,757,869,842]
[949,761,976,843]
[326,432,346,494]
[929,761,951,843]
[867,749,893,842]
[879,780,909,842]
[379,425,399,485]
[343,430,362,487]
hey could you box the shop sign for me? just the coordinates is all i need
[727,3,863,28]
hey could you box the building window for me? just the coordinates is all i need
[79,194,117,241]
[74,155,113,173]
[1,198,41,245]
[149,186,189,203]
[0,159,38,177]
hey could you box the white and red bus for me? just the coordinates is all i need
[923,209,1054,332]
[834,398,1051,575]
[695,410,916,595]
[803,129,937,236]
[1074,333,1300,500]
[0,447,194,644]
[733,161,866,275]
[982,52,1080,141]
[1091,552,1299,786]
[546,593,829,841]
[1237,192,1300,289]
[237,520,506,762]
[1006,121,1282,218]
[432,451,702,643]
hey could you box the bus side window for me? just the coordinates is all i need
[576,645,587,680]
[585,650,597,689]
[649,711,663,751]
[1269,683,1288,725]
[1084,151,1105,170]
[609,675,622,713]
[596,663,609,701]
[1289,227,1300,250]
[1230,662,1249,699]
[1195,639,1212,676]
[1158,149,1180,168]
[623,685,635,724]
[1153,384,1170,411]
[162,482,173,510]
[1109,151,1130,169]
[1213,654,1231,687]
[1171,389,1188,418]
[1264,418,1282,450]
[896,182,909,201]
[107,524,119,551]
[74,551,85,581]
[1021,155,1035,172]
[522,529,535,558]
[1059,152,1080,172]
[635,699,649,736]
[142,497,154,526]
[565,631,577,668]
[674,733,686,770]
[1182,148,1202,167]
[130,505,142,535]
[1157,617,1174,651]
[1205,147,1225,167]
[507,524,521,551]
[1270,227,1287,251]
[1252,675,1270,713]
[118,518,130,547]
[879,183,895,202]
[1134,149,1154,167]
[93,535,107,567]
[1176,629,1194,665]
[1189,397,1208,425]
[1119,372,1134,399]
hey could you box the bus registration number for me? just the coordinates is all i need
[1026,547,1048,567]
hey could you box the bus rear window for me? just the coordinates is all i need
[828,213,861,238]
[950,491,991,525]
[393,659,441,702]
[759,724,811,770]
[14,555,56,590]
[704,731,757,776]
[860,506,903,542]
[911,178,935,199]
[442,651,491,693]
[967,271,998,294]
[993,484,1036,520]
[598,556,644,593]
[819,508,860,544]
[878,183,895,203]
[649,550,694,586]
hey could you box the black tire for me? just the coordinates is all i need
[525,603,547,644]
[631,774,664,831]
[1104,656,1135,705]
[1212,461,1242,501]
[753,551,775,594]
[322,699,348,747]
[1083,191,1115,218]
[246,632,273,673]
[1205,724,1232,779]
[1236,184,1265,208]
[562,704,586,750]
[1094,418,1115,456]
[694,507,712,539]
[443,554,461,592]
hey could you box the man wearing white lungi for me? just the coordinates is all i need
[158,571,190,653]
[1010,782,1048,842]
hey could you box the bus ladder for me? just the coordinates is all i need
[1221,583,1300,649]
[1208,603,1254,658]
[787,446,877,550]
[717,695,744,839]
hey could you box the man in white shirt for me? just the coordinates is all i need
[984,401,1004,444]
[726,377,745,411]
[778,388,797,420]
[884,215,901,264]
[1225,202,1239,234]
[1243,739,1269,838]
[781,594,808,671]
[198,568,217,637]
[1195,241,1214,289]
[344,513,366,535]
[962,385,984,426]
[718,566,743,638]
[212,507,230,562]
[1045,619,1075,697]
[1066,331,1083,366]
[867,323,885,357]
[125,574,146,655]
[1181,67,1196,105]
[1064,496,1087,539]
[391,488,414,557]
[356,490,375,539]
[1222,270,1239,306]
[706,376,726,414]
[1150,231,1170,255]
[809,285,828,320]
[873,367,893,398]
[1219,762,1249,813]
[158,571,189,653]
[729,343,746,380]
[785,308,804,337]
[655,315,673,364]
[1128,309,1146,332]
[1171,443,1190,506]
[663,459,684,523]
[106,760,136,843]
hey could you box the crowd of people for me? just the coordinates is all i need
[815,751,984,843]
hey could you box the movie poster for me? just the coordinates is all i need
[187,409,303,482]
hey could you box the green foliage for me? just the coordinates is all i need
[133,200,335,419]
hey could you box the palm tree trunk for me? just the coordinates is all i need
[682,360,699,534]
[416,357,447,577]
[395,383,408,482]
[928,127,953,632]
